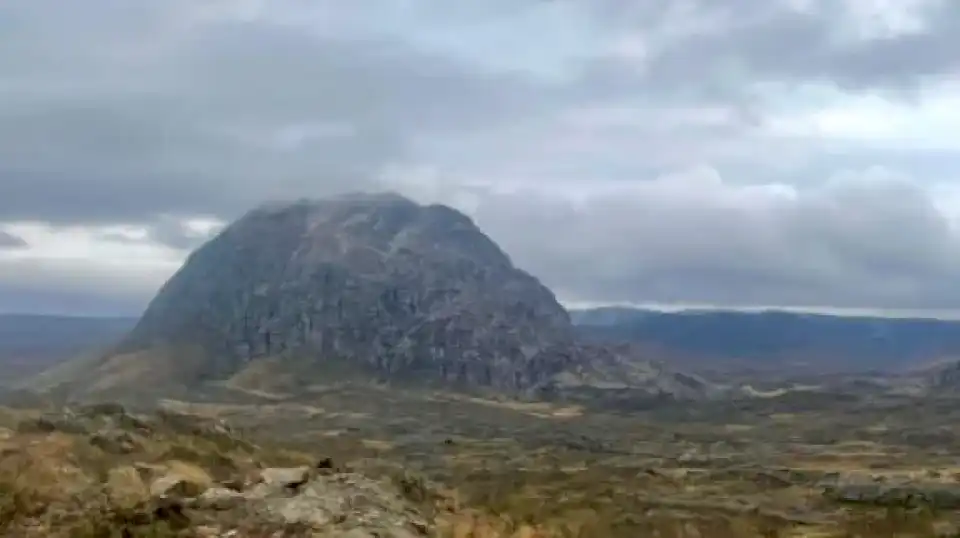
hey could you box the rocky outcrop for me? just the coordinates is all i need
[0,404,440,537]
[242,466,432,536]
[537,342,719,400]
[58,193,713,400]
[122,194,573,391]
[822,479,960,509]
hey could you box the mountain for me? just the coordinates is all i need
[40,194,712,401]
[0,314,136,385]
[572,307,960,373]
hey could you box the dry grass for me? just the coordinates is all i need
[209,383,960,538]
[430,393,584,420]
[6,380,960,537]
[0,405,309,536]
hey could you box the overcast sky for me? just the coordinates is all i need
[3,0,960,316]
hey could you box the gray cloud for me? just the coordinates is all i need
[0,257,166,316]
[4,0,960,314]
[91,220,217,252]
[587,0,959,88]
[0,0,544,225]
[453,167,960,311]
[146,218,223,251]
[0,232,27,249]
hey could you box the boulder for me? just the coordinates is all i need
[150,463,213,499]
[104,465,150,508]
[253,466,312,493]
[89,429,141,454]
[193,487,245,511]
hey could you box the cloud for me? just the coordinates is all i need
[420,166,960,312]
[144,217,225,251]
[4,0,960,314]
[0,232,27,249]
[580,0,959,95]
[0,223,183,315]
[0,0,543,226]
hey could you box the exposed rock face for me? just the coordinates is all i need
[123,194,575,391]
[72,192,712,400]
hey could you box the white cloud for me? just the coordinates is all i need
[0,223,181,264]
[840,0,938,40]
[0,223,186,309]
[764,82,960,149]
[182,218,224,237]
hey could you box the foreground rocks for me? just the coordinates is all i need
[0,404,439,537]
[127,464,431,537]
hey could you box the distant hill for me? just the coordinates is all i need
[38,194,714,402]
[0,314,136,384]
[571,307,960,373]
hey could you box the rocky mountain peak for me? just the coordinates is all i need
[228,194,515,273]
[121,193,574,391]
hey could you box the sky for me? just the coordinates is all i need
[2,0,960,317]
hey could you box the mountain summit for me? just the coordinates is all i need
[125,193,573,390]
[39,193,712,401]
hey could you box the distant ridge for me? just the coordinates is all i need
[0,314,136,385]
[572,306,960,373]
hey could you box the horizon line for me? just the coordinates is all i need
[561,301,960,321]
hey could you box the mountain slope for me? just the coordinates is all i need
[46,194,710,401]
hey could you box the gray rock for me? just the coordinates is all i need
[823,481,960,509]
[150,472,210,499]
[264,492,334,528]
[89,429,140,454]
[192,487,245,511]
[252,471,429,535]
[17,410,87,434]
[254,466,311,492]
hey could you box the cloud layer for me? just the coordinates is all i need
[0,232,27,250]
[3,0,960,315]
